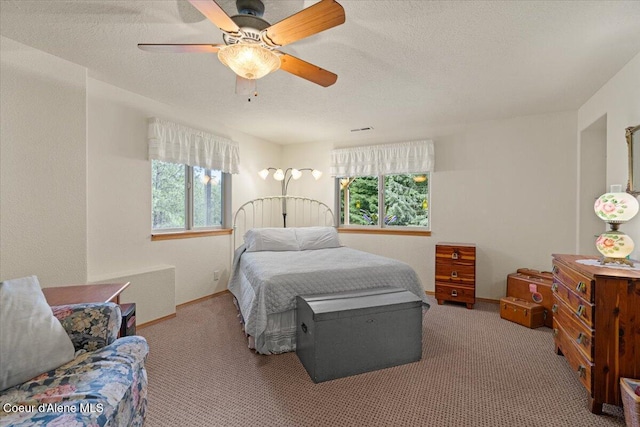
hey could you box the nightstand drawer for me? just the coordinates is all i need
[435,264,475,284]
[435,246,475,265]
[435,283,475,304]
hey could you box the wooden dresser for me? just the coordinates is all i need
[551,254,640,414]
[435,243,476,309]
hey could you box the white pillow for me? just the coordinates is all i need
[0,276,75,391]
[294,226,342,251]
[244,228,300,252]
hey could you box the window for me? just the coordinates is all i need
[152,160,225,231]
[147,117,240,234]
[338,173,429,229]
[330,140,433,232]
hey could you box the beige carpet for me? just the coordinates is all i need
[139,293,625,426]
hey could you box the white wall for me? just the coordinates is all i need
[283,111,578,300]
[578,115,607,256]
[86,78,280,309]
[578,52,640,258]
[0,37,88,285]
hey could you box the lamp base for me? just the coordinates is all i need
[599,256,635,267]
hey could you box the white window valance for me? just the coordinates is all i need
[148,117,240,174]
[330,140,434,177]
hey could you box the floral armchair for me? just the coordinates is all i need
[0,303,149,426]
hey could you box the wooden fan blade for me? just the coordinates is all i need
[138,43,222,53]
[262,0,345,47]
[187,0,240,35]
[279,53,337,87]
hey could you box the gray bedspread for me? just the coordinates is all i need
[228,246,429,354]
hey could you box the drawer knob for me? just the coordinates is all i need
[576,332,585,345]
[451,251,459,260]
[552,328,559,337]
[451,271,458,278]
[551,282,558,292]
[451,290,458,297]
[552,304,558,314]
[577,365,587,378]
[575,281,586,293]
[576,305,586,317]
[552,265,559,274]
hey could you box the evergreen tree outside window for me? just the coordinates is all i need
[339,173,429,229]
[152,160,224,231]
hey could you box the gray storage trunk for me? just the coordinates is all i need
[296,287,423,383]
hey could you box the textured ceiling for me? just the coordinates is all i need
[1,0,640,145]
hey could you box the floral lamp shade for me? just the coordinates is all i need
[594,192,639,223]
[593,188,639,265]
[595,232,635,259]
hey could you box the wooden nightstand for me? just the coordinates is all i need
[435,243,476,309]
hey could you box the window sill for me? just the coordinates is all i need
[337,228,431,237]
[151,229,232,241]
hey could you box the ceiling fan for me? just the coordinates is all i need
[138,0,345,87]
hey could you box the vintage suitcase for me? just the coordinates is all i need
[296,287,423,383]
[500,296,545,329]
[506,272,553,327]
[516,268,553,281]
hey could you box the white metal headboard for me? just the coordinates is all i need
[233,196,335,249]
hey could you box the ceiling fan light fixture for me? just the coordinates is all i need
[218,43,280,80]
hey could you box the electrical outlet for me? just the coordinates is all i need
[214,270,220,281]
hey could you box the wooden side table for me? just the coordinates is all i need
[434,242,476,309]
[42,283,135,337]
[42,282,130,306]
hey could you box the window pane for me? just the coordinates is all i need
[152,160,186,230]
[193,167,222,228]
[384,174,429,227]
[339,176,379,226]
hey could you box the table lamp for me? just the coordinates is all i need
[594,185,639,265]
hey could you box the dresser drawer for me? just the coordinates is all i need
[435,245,475,266]
[435,264,475,284]
[552,280,594,328]
[553,296,594,361]
[435,283,475,304]
[554,318,593,393]
[552,261,594,303]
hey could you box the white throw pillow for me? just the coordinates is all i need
[0,276,75,391]
[244,228,300,252]
[295,226,342,251]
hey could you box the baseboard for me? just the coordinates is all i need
[425,290,499,304]
[137,313,177,329]
[138,290,230,329]
[175,289,230,309]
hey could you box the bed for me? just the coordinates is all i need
[229,196,429,354]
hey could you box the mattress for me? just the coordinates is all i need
[228,246,429,354]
